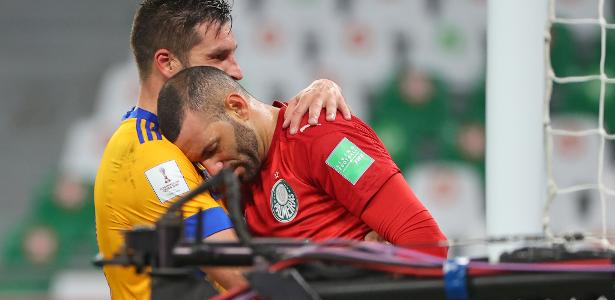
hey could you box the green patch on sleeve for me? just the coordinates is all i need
[325,137,374,185]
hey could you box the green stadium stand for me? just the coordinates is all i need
[369,68,451,173]
[0,172,97,294]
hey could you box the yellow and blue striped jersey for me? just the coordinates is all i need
[94,107,232,300]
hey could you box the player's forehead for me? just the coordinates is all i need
[192,21,236,53]
[176,111,211,155]
[176,111,230,156]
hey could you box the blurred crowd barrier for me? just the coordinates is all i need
[2,0,615,297]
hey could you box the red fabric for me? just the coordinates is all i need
[244,103,444,250]
[360,173,448,257]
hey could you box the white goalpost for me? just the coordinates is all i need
[486,0,547,261]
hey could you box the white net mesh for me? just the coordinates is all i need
[544,0,614,247]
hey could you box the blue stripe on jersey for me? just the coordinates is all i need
[154,123,163,140]
[145,120,154,141]
[123,107,162,144]
[183,207,233,241]
[124,107,159,123]
[136,118,145,144]
[122,107,135,121]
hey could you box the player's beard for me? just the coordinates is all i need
[229,118,261,183]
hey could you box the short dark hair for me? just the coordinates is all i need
[157,66,249,142]
[130,0,233,81]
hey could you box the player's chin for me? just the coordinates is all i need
[237,168,257,183]
[236,164,259,183]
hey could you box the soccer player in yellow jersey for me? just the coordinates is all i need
[94,0,351,299]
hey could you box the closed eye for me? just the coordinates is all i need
[211,53,228,61]
[208,45,237,61]
[201,141,218,160]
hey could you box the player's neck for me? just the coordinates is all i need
[136,74,166,115]
[251,101,280,161]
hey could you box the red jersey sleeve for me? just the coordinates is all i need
[360,173,448,257]
[304,118,400,217]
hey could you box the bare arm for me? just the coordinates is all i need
[201,228,249,290]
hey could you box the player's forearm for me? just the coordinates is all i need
[360,173,448,257]
[201,228,250,290]
[201,266,249,291]
[386,210,448,257]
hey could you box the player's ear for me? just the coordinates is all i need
[154,49,183,79]
[225,93,249,121]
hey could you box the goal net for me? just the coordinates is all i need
[543,0,615,247]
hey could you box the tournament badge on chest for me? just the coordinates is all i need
[270,174,299,223]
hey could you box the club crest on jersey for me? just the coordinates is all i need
[270,179,298,223]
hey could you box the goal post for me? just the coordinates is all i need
[486,0,548,261]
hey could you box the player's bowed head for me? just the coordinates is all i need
[158,66,273,183]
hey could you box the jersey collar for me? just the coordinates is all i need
[272,101,287,108]
[122,106,159,124]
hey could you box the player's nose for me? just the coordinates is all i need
[226,56,243,80]
[202,159,224,176]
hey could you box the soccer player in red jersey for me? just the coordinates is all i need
[157,66,448,257]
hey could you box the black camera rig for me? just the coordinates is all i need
[97,170,615,300]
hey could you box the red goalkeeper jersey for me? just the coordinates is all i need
[244,102,401,241]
